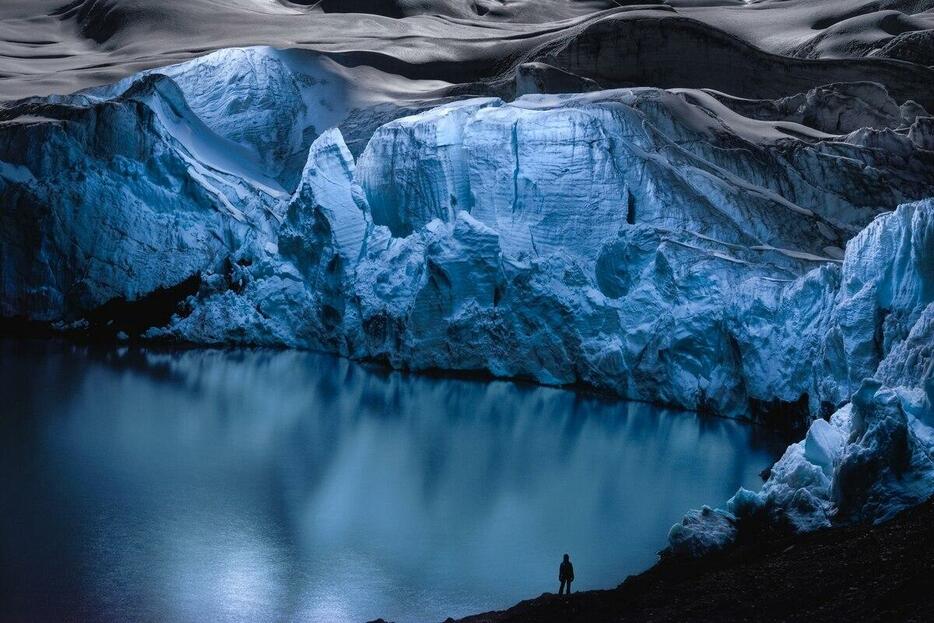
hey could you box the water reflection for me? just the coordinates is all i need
[0,340,783,622]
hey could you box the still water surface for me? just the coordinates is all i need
[1,340,783,622]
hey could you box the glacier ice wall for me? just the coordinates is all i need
[163,95,933,423]
[670,376,934,557]
[0,72,289,322]
[669,202,934,555]
[2,49,933,428]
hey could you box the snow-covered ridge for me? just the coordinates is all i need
[3,0,933,102]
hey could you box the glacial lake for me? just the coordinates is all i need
[0,339,784,622]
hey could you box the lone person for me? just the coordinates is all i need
[558,553,574,595]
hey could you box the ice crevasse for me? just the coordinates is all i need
[1,47,933,545]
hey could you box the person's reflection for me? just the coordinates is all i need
[558,553,574,595]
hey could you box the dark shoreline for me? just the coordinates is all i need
[447,497,934,623]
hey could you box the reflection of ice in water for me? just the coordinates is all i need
[1,341,783,623]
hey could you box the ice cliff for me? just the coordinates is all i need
[7,51,931,416]
[669,203,934,556]
[1,47,933,543]
[669,375,934,557]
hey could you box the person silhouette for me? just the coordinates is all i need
[558,553,574,595]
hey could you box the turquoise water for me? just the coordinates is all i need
[0,340,782,622]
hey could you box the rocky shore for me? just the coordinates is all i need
[451,496,934,623]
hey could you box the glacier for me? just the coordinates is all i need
[669,202,934,554]
[1,46,933,550]
[669,375,934,557]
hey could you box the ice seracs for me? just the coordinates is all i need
[671,379,934,556]
[670,201,934,556]
[358,99,498,237]
[358,88,934,267]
